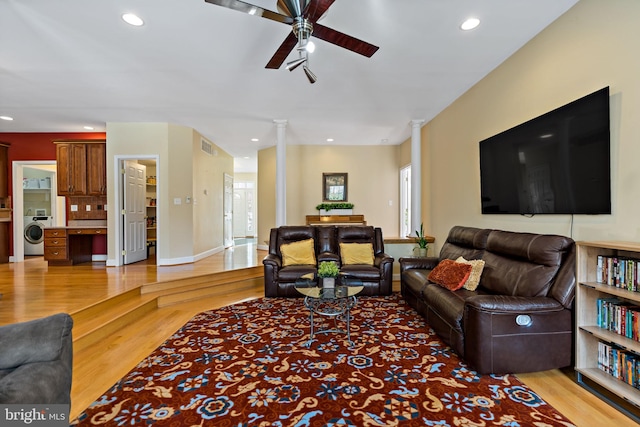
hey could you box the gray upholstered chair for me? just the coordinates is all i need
[0,313,74,404]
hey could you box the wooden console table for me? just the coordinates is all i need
[305,215,366,225]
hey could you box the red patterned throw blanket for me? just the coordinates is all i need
[72,294,575,426]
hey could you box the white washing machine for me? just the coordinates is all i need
[24,216,53,256]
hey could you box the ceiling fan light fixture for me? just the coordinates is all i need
[303,65,317,84]
[304,40,315,53]
[285,56,307,71]
[296,41,314,53]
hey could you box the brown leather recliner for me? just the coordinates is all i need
[400,225,576,374]
[263,225,394,297]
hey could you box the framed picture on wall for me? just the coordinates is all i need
[322,173,348,202]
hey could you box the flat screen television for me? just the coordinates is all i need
[480,87,611,215]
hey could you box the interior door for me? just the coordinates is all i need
[223,173,233,248]
[123,161,147,264]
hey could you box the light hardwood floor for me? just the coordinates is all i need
[0,245,637,426]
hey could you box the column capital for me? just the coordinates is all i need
[410,119,425,128]
[273,119,288,127]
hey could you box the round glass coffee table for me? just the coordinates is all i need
[295,275,364,347]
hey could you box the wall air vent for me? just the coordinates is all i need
[201,138,217,156]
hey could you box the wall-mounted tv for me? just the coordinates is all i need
[480,87,611,215]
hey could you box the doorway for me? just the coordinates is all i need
[11,161,64,262]
[114,156,158,266]
[223,173,233,248]
[233,180,255,238]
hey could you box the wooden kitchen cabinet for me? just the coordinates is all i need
[56,141,106,196]
[0,144,9,264]
[0,143,8,198]
[56,143,87,195]
[86,143,106,195]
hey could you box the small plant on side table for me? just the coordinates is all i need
[414,223,429,257]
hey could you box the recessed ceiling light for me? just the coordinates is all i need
[460,17,480,31]
[251,138,259,142]
[0,116,13,121]
[122,13,144,26]
[326,138,334,142]
[83,126,94,130]
[243,156,250,159]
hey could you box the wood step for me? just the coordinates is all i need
[157,276,264,307]
[72,297,158,353]
[70,266,265,350]
[141,266,262,294]
[71,288,141,326]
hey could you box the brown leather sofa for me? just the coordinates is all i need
[400,225,575,374]
[263,225,394,297]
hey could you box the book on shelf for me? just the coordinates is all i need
[596,297,640,341]
[598,340,640,389]
[597,255,640,292]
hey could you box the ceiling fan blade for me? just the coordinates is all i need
[303,0,336,22]
[313,23,379,58]
[265,32,299,69]
[204,0,293,24]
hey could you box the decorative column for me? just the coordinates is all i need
[411,119,424,232]
[274,119,288,227]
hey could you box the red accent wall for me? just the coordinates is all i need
[0,132,107,257]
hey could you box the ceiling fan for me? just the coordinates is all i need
[203,0,379,83]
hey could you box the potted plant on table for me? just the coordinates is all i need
[317,261,340,288]
[413,223,429,257]
[316,202,354,215]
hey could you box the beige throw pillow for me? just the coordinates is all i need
[280,239,316,266]
[340,242,375,265]
[455,256,486,291]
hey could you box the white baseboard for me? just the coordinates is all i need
[193,246,224,262]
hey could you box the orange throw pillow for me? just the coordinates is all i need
[428,259,472,291]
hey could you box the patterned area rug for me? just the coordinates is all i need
[72,294,575,426]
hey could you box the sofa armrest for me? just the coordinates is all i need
[262,253,282,268]
[262,254,282,297]
[374,252,394,268]
[0,313,73,369]
[399,256,439,272]
[465,295,565,313]
[317,251,340,264]
[0,313,74,404]
[463,295,572,374]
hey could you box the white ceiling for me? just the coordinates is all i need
[0,0,578,172]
